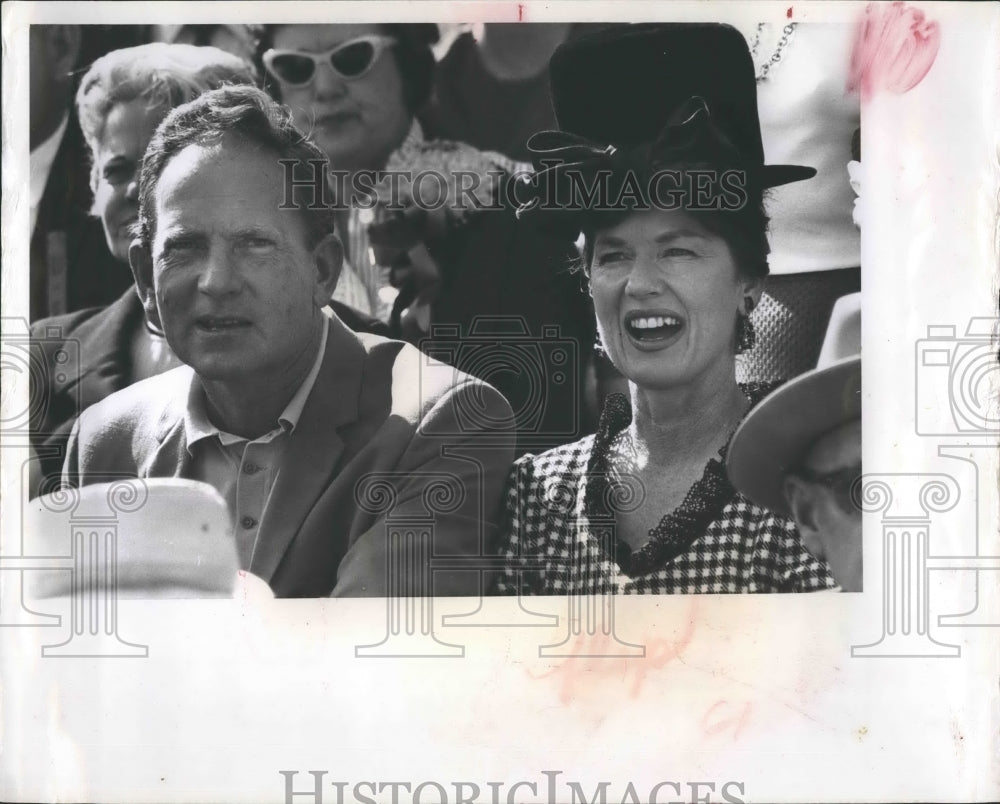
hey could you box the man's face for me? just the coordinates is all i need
[785,419,863,591]
[138,136,339,389]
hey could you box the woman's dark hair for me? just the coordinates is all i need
[576,168,771,281]
[251,23,438,114]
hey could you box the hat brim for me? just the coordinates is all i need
[727,357,861,517]
[761,164,818,187]
[517,162,817,239]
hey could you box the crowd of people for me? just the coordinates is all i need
[27,22,863,597]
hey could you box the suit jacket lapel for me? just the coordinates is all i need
[141,366,196,479]
[56,290,142,407]
[251,318,364,582]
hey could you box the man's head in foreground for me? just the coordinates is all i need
[129,85,341,401]
[783,417,862,591]
[728,292,862,591]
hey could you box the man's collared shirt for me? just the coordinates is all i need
[184,322,328,569]
[30,114,69,235]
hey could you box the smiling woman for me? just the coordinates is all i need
[494,24,838,594]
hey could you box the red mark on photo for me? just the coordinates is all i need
[702,699,753,740]
[518,3,524,22]
[529,611,698,705]
[786,7,793,19]
[848,1,941,102]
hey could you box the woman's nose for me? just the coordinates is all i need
[312,60,347,100]
[624,258,663,298]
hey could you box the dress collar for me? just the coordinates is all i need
[583,383,780,577]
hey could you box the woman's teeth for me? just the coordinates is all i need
[631,315,680,329]
[626,314,683,341]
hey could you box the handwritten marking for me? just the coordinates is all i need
[528,613,698,705]
[848,1,941,102]
[702,700,753,740]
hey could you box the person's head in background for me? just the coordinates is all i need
[783,417,862,591]
[30,25,82,149]
[728,292,862,591]
[75,42,257,262]
[168,24,257,65]
[129,85,341,407]
[254,24,437,173]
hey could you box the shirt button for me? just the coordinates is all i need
[243,462,259,474]
[241,516,257,529]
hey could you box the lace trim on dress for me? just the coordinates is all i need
[583,383,779,577]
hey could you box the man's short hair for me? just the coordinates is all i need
[136,84,337,250]
[75,43,258,191]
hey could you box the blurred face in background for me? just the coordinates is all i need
[268,24,411,172]
[91,99,168,261]
[29,26,81,149]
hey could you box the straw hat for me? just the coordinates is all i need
[727,292,861,516]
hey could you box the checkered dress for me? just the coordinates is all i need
[494,388,837,595]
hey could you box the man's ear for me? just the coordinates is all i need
[311,232,343,307]
[784,474,825,560]
[128,239,162,331]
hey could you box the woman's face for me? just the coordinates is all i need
[589,208,759,391]
[91,98,167,262]
[271,24,411,172]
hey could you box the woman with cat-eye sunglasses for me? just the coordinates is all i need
[262,34,397,87]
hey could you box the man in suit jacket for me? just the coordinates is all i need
[30,25,132,321]
[30,289,392,495]
[63,85,515,597]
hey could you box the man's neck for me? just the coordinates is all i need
[200,321,325,440]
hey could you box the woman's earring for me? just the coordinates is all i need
[736,298,757,354]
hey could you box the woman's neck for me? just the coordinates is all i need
[626,366,748,468]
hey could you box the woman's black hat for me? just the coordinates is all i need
[517,23,816,232]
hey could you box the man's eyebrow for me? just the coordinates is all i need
[160,230,206,248]
[233,226,280,239]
